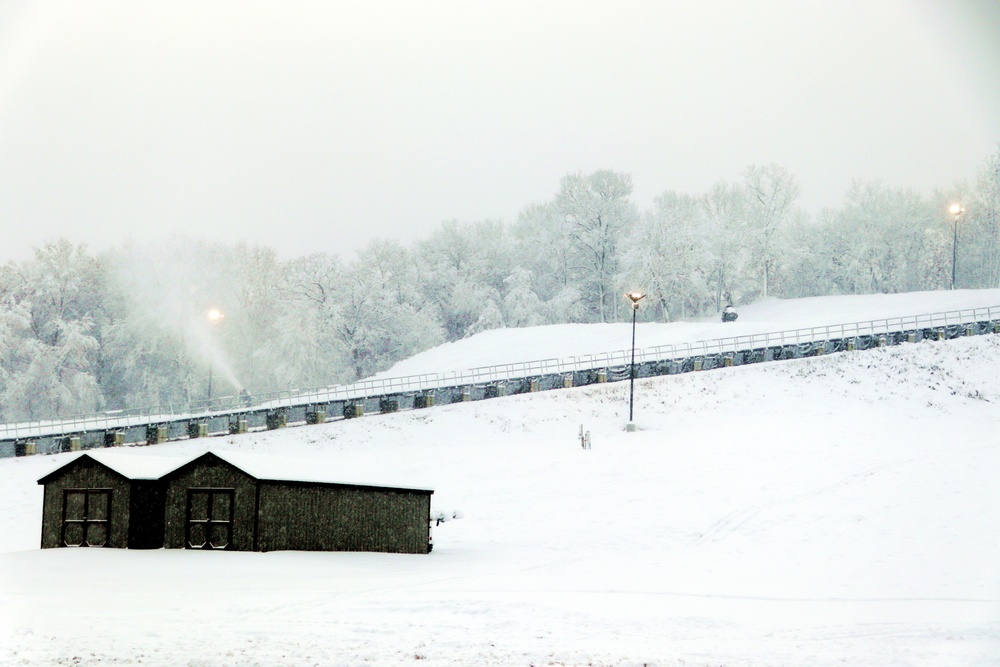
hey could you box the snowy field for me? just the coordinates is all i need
[2,290,1000,666]
[373,290,1000,379]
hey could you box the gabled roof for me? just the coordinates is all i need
[160,450,433,493]
[210,449,433,493]
[38,448,433,493]
[37,450,190,484]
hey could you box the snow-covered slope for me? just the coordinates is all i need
[2,290,999,666]
[373,289,1000,378]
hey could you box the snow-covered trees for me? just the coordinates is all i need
[962,147,1000,289]
[0,241,103,420]
[417,220,510,340]
[556,170,638,322]
[743,164,800,299]
[622,191,709,321]
[2,156,999,422]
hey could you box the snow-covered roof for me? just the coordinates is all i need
[37,448,432,492]
[38,450,191,482]
[198,449,433,492]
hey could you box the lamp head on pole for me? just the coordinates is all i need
[949,203,965,218]
[625,291,646,310]
[207,308,224,324]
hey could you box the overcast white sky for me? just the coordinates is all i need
[0,0,997,262]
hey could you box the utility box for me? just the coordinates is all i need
[229,418,248,435]
[596,370,607,383]
[906,332,917,344]
[529,379,540,393]
[693,358,703,371]
[484,384,505,399]
[815,345,825,356]
[188,422,209,439]
[724,355,734,367]
[306,409,326,424]
[847,338,856,351]
[562,375,574,388]
[379,398,399,414]
[266,411,287,430]
[343,402,364,419]
[146,425,168,445]
[15,440,36,457]
[413,393,435,409]
[104,431,125,447]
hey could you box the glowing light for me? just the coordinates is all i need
[625,292,646,307]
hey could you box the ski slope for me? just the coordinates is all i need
[373,289,1000,378]
[1,290,999,666]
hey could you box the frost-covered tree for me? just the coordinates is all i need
[701,181,749,308]
[621,191,710,321]
[556,170,638,322]
[510,203,582,322]
[465,299,505,337]
[278,252,350,387]
[0,240,104,419]
[743,164,799,299]
[417,220,511,340]
[964,147,1000,288]
[833,181,934,293]
[502,267,545,328]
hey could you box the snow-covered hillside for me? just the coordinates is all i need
[373,289,1000,378]
[2,291,999,666]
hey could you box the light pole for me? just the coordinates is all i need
[949,203,965,290]
[207,308,224,403]
[625,291,646,431]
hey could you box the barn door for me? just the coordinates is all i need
[185,488,235,549]
[61,489,111,547]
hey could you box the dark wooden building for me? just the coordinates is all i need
[38,450,434,554]
[37,452,179,549]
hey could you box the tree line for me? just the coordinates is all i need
[2,148,998,422]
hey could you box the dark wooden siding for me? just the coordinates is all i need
[256,482,431,554]
[40,458,131,549]
[162,455,257,550]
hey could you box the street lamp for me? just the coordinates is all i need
[949,203,965,290]
[207,308,224,403]
[625,291,646,431]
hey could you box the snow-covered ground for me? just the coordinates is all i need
[373,289,1000,378]
[2,290,1000,666]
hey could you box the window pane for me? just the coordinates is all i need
[65,492,85,520]
[208,523,230,549]
[63,522,84,546]
[211,492,231,521]
[86,522,107,547]
[88,492,109,520]
[188,492,208,520]
[187,523,206,548]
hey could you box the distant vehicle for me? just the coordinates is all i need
[722,305,738,322]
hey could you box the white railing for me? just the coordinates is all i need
[2,305,997,441]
